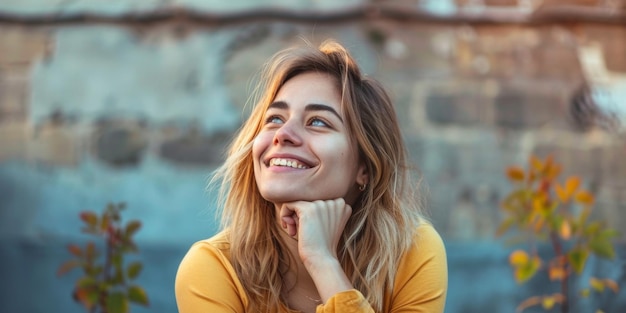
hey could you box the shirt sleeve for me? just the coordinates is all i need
[316,290,374,313]
[175,241,247,313]
[316,224,447,313]
[389,224,448,313]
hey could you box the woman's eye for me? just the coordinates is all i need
[309,118,329,127]
[265,115,284,124]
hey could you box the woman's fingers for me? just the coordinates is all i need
[279,206,299,237]
[279,199,352,261]
[281,215,297,237]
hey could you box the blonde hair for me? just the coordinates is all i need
[212,39,424,312]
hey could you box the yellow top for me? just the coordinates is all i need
[175,224,447,313]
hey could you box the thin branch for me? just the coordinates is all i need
[0,4,624,28]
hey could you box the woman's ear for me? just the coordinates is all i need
[355,162,369,187]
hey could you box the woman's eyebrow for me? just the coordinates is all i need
[268,101,343,123]
[305,104,343,123]
[268,101,288,110]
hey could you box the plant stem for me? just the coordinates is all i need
[550,232,569,313]
[101,227,114,313]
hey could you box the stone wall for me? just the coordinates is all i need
[1,1,625,312]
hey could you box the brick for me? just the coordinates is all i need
[159,129,232,166]
[92,121,147,167]
[534,45,583,80]
[597,144,626,187]
[30,123,80,166]
[0,27,52,65]
[425,91,487,126]
[482,0,519,6]
[494,87,564,129]
[0,120,29,162]
[0,69,29,121]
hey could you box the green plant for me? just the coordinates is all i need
[497,155,620,313]
[57,202,149,313]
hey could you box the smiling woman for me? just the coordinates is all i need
[253,72,364,207]
[175,39,448,313]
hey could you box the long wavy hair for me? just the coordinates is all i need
[212,39,425,312]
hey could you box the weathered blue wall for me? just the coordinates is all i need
[1,1,625,312]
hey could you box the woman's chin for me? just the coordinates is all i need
[260,191,314,204]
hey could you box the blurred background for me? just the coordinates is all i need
[0,0,625,312]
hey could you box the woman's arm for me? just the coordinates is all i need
[280,199,356,302]
[280,201,447,313]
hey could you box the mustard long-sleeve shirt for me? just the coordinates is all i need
[175,224,448,313]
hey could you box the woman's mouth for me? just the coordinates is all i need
[269,158,311,169]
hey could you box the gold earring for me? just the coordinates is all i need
[359,184,366,191]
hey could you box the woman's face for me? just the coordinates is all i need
[252,72,367,206]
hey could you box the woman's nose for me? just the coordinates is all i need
[273,120,303,146]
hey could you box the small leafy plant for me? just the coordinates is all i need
[497,155,619,313]
[57,202,149,313]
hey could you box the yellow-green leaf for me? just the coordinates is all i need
[128,285,149,306]
[125,221,141,236]
[100,214,110,232]
[509,250,529,267]
[542,296,556,310]
[105,292,129,313]
[515,256,541,283]
[568,248,588,275]
[565,177,581,199]
[530,155,543,173]
[580,288,590,298]
[585,221,601,236]
[507,167,525,182]
[74,287,98,310]
[127,262,143,280]
[575,190,594,205]
[532,196,545,214]
[600,228,620,239]
[76,276,97,288]
[589,237,616,259]
[542,294,564,310]
[590,277,605,292]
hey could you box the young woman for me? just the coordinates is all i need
[175,39,447,313]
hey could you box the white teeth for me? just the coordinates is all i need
[270,158,308,169]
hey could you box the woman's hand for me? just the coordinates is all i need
[279,198,352,267]
[279,198,355,303]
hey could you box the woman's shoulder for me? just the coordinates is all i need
[413,222,444,247]
[398,222,447,269]
[188,230,232,260]
[388,222,447,307]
